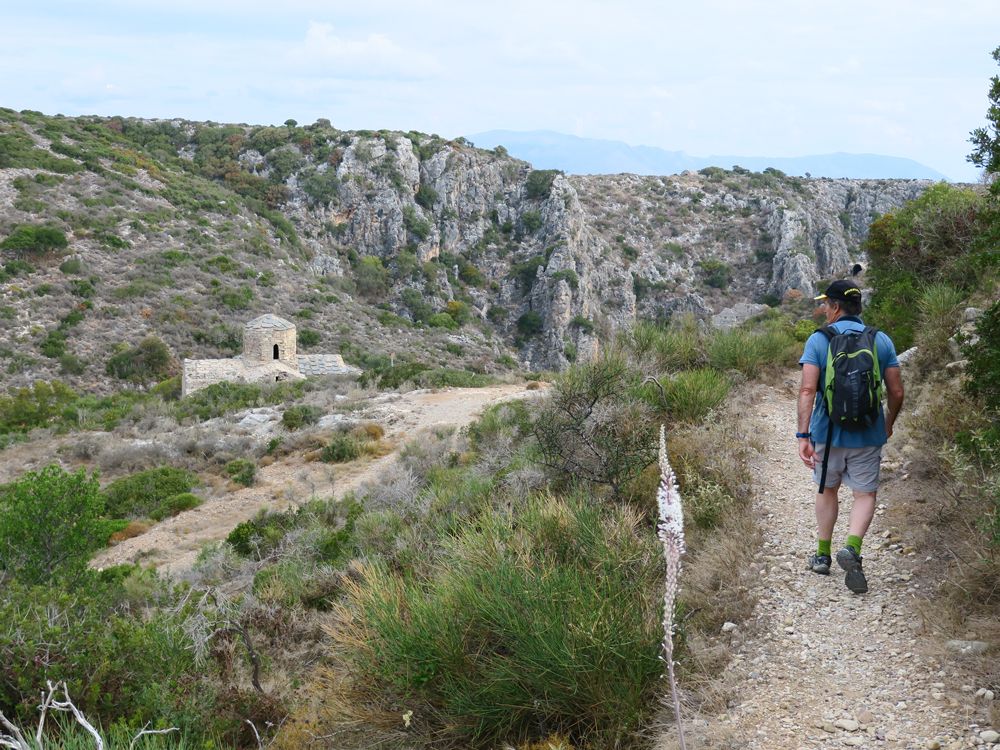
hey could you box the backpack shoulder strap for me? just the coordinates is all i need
[817,325,836,341]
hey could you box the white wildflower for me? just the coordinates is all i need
[657,424,687,750]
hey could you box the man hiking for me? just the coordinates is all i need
[797,280,905,593]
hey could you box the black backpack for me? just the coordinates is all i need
[816,324,883,487]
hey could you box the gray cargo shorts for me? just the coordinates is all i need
[813,444,883,492]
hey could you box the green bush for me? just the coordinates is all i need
[150,492,201,521]
[551,269,579,290]
[321,435,361,463]
[706,327,797,376]
[0,466,115,585]
[0,380,77,434]
[415,183,438,209]
[419,369,498,388]
[297,328,321,347]
[965,300,1000,413]
[0,224,68,256]
[102,466,196,519]
[39,329,68,358]
[105,337,173,383]
[428,312,458,329]
[227,509,298,557]
[355,256,389,299]
[533,353,656,496]
[403,205,432,241]
[649,368,732,423]
[793,318,817,342]
[525,169,560,199]
[516,311,544,337]
[865,183,987,350]
[335,495,662,748]
[282,404,322,430]
[226,458,256,487]
[626,318,704,372]
[914,282,965,368]
[174,380,304,421]
[699,258,732,288]
[521,210,543,233]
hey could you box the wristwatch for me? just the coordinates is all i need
[795,432,812,439]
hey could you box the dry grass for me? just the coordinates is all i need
[108,520,150,544]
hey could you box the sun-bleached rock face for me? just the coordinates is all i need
[282,140,929,368]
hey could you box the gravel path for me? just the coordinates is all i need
[690,381,994,750]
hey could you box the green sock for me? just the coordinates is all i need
[846,535,863,555]
[818,539,832,557]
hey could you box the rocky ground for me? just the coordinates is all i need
[662,378,997,750]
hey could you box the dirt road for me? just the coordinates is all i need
[92,383,538,575]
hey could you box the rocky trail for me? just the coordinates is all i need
[92,383,537,574]
[675,380,995,750]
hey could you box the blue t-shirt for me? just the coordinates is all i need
[798,316,900,448]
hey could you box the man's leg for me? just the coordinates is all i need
[809,482,840,573]
[815,483,841,543]
[846,490,876,553]
[835,446,881,594]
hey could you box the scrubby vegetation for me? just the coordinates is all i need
[855,47,1000,722]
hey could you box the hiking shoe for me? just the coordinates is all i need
[836,547,868,594]
[808,553,832,575]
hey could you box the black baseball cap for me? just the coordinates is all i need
[814,280,862,302]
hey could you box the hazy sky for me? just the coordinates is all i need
[3,1,997,181]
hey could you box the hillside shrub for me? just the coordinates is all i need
[0,224,68,256]
[699,258,732,288]
[321,435,361,463]
[226,458,256,487]
[282,404,322,430]
[403,205,432,241]
[150,492,201,521]
[650,368,732,423]
[551,269,579,290]
[516,311,543,337]
[102,466,197,519]
[0,466,115,585]
[105,336,174,383]
[419,369,497,388]
[415,183,438,209]
[533,353,656,496]
[428,312,458,329]
[525,169,560,199]
[355,256,389,299]
[0,380,77,434]
[521,210,543,233]
[333,495,662,748]
[865,183,987,350]
[964,300,1000,414]
[174,380,304,421]
[297,328,321,347]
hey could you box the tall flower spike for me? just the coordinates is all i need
[657,424,687,750]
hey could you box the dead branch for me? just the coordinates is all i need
[48,681,103,750]
[128,724,180,750]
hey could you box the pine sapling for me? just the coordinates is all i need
[656,424,687,750]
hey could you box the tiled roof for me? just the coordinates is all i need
[245,314,295,331]
[297,354,353,376]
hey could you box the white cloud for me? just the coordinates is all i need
[288,21,441,79]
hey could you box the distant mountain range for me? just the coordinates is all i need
[465,130,949,181]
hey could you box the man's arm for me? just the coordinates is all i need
[884,366,904,438]
[798,364,820,467]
